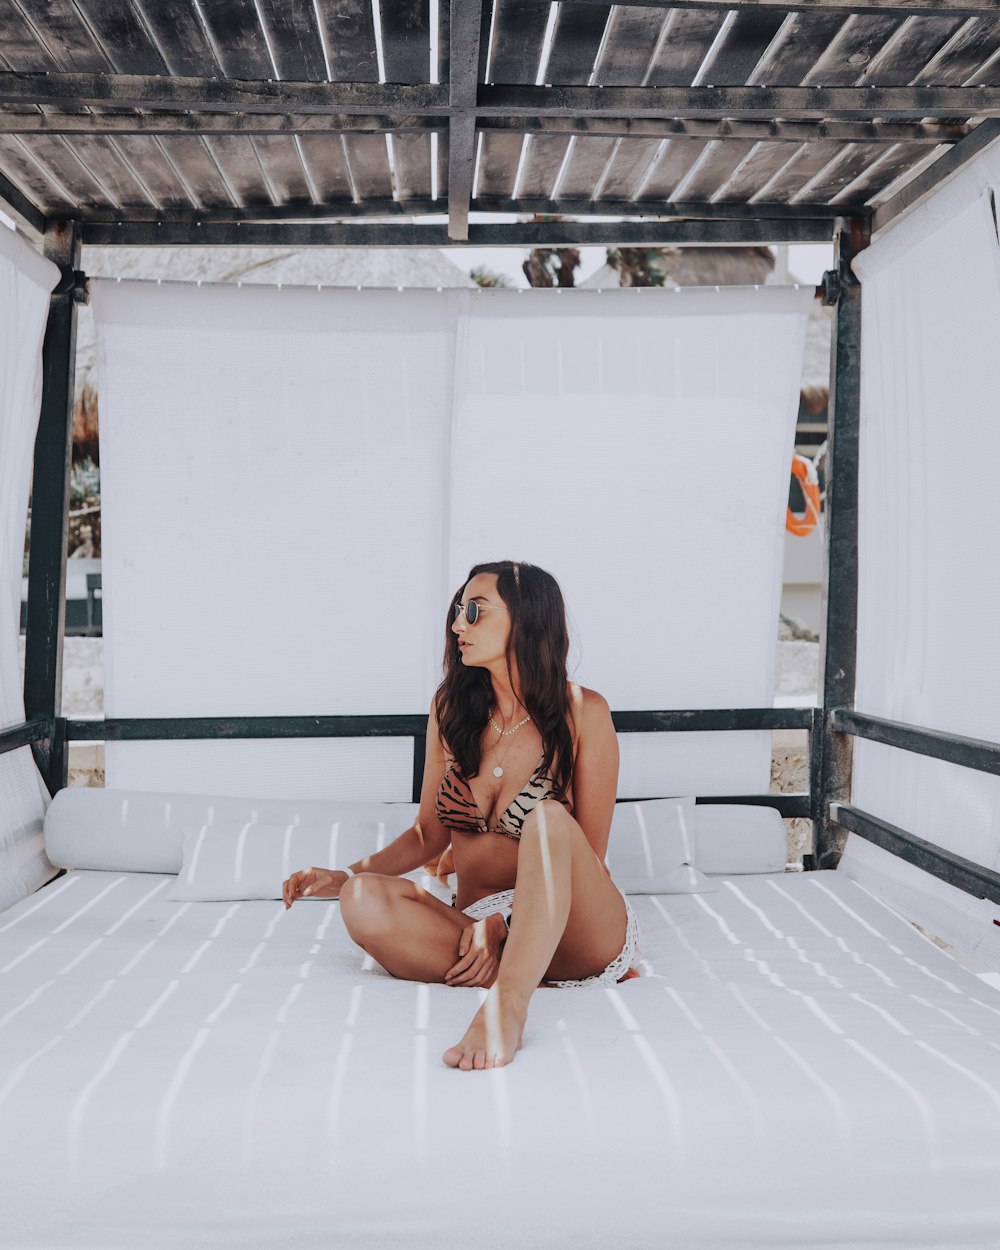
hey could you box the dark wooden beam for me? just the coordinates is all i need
[23,220,80,799]
[472,197,855,220]
[486,116,973,145]
[831,708,1000,777]
[72,197,840,225]
[872,117,1000,236]
[0,113,442,136]
[814,216,869,870]
[479,84,1000,121]
[2,74,999,122]
[79,218,835,246]
[562,0,1000,13]
[446,0,482,242]
[0,168,46,236]
[0,112,970,146]
[0,73,449,115]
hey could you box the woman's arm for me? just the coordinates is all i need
[567,686,620,864]
[283,703,452,906]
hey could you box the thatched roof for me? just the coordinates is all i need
[73,245,477,458]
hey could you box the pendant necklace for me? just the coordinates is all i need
[489,712,531,778]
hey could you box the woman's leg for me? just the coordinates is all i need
[339,874,469,983]
[443,801,627,1071]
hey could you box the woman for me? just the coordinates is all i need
[282,560,638,1070]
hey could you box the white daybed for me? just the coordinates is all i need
[2,787,999,1250]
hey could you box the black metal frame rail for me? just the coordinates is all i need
[2,707,815,816]
[830,709,1000,903]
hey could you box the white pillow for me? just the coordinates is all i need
[692,804,788,874]
[168,819,387,901]
[607,798,716,895]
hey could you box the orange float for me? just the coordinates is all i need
[786,453,821,536]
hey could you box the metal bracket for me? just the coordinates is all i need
[817,268,842,307]
[53,267,90,304]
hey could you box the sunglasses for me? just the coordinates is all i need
[453,600,505,625]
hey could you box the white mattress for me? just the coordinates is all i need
[2,869,1000,1249]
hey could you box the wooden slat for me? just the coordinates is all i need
[204,134,275,205]
[801,14,905,83]
[343,133,392,199]
[0,0,64,69]
[515,132,571,196]
[18,134,113,207]
[644,10,726,85]
[590,7,669,85]
[379,0,432,84]
[257,0,327,81]
[837,138,938,201]
[438,0,451,85]
[129,1,222,77]
[699,8,788,84]
[475,129,523,196]
[487,0,552,83]
[196,0,276,78]
[635,138,710,199]
[107,135,198,209]
[673,138,758,198]
[314,0,379,82]
[792,141,886,200]
[436,128,449,199]
[544,3,612,85]
[62,133,157,205]
[252,134,315,202]
[72,0,167,74]
[294,133,354,199]
[749,13,848,85]
[390,131,433,198]
[755,139,842,201]
[596,136,663,198]
[858,14,967,83]
[17,0,112,71]
[711,140,800,200]
[555,134,618,196]
[0,135,74,211]
[912,16,1000,84]
[159,136,240,208]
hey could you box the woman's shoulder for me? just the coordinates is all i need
[566,683,612,735]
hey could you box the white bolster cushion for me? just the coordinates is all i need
[43,787,419,874]
[168,819,388,901]
[692,804,788,874]
[607,797,716,895]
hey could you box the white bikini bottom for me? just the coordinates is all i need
[461,886,640,988]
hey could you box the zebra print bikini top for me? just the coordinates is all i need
[434,757,572,841]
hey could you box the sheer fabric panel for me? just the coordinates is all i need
[449,287,812,797]
[844,180,1000,965]
[0,226,59,910]
[93,282,458,798]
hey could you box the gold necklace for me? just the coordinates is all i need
[490,715,530,778]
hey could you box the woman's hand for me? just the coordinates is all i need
[283,866,350,910]
[444,914,506,987]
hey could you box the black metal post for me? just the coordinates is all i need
[814,215,869,868]
[23,220,80,797]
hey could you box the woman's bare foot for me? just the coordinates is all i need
[443,985,528,1070]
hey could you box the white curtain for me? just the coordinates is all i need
[450,287,812,796]
[843,163,1000,970]
[0,226,60,911]
[93,282,809,800]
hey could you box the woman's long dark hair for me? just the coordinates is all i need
[434,561,574,799]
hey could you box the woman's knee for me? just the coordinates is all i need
[339,872,407,941]
[520,799,577,847]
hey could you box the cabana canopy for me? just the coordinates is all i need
[3,0,1000,956]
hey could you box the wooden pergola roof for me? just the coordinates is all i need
[2,0,1000,250]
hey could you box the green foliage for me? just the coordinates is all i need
[469,265,513,289]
